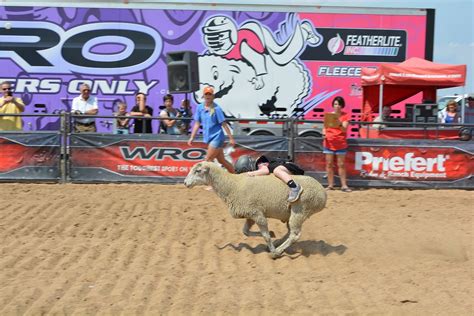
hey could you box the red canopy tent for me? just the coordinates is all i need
[360,57,467,121]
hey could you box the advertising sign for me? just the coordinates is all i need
[295,138,474,188]
[70,133,473,187]
[69,134,287,182]
[0,133,61,181]
[0,6,430,137]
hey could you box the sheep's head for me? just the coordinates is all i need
[184,162,211,188]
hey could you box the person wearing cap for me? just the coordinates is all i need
[188,86,235,173]
[241,155,304,203]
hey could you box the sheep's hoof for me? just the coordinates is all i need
[269,251,282,259]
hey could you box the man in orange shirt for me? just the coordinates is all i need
[0,81,25,131]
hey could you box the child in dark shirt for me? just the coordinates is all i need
[178,99,193,135]
[244,155,304,203]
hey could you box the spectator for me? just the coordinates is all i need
[187,86,235,173]
[373,105,392,129]
[244,155,305,203]
[322,96,351,192]
[71,83,98,133]
[438,100,461,124]
[113,102,130,134]
[159,94,181,135]
[0,81,25,131]
[130,92,153,133]
[178,99,193,135]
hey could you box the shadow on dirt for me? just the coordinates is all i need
[216,239,347,258]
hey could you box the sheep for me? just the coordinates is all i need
[184,161,327,258]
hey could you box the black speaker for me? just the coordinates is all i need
[166,51,199,93]
[413,104,438,123]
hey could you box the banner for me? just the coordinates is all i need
[295,138,474,188]
[0,133,61,181]
[0,6,430,137]
[69,134,287,182]
[70,133,473,188]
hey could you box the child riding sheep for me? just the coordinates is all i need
[235,155,304,203]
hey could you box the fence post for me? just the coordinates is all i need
[288,118,295,161]
[60,111,69,183]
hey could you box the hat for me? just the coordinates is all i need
[203,86,214,95]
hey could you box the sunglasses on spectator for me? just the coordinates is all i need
[2,88,12,91]
[204,92,213,95]
[81,89,90,92]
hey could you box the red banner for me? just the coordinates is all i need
[297,147,471,181]
[295,138,473,187]
[70,134,473,188]
[72,140,209,177]
[0,133,60,180]
[350,147,471,181]
[70,134,287,181]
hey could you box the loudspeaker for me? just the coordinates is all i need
[166,51,199,93]
[413,104,438,123]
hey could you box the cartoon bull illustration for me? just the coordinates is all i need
[197,13,322,118]
[195,54,310,118]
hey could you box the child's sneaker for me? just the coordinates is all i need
[288,184,303,203]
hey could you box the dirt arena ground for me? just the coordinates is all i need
[0,183,472,315]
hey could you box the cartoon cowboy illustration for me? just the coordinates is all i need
[202,13,322,90]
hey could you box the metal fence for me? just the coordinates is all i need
[1,113,473,187]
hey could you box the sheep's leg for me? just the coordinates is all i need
[272,213,303,258]
[273,222,290,248]
[243,218,276,238]
[273,227,301,258]
[255,217,276,253]
[242,219,255,236]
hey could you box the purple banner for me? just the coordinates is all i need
[0,6,429,136]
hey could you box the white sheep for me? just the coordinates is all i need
[184,162,327,258]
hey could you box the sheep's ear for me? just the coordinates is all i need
[192,162,203,173]
[202,164,210,174]
[193,162,207,175]
[193,162,202,170]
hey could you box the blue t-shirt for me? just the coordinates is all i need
[444,114,455,124]
[194,102,226,144]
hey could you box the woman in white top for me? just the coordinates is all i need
[438,100,461,124]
